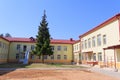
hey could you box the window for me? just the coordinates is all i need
[92,37,96,47]
[31,54,34,59]
[97,34,101,46]
[5,44,8,49]
[17,44,21,50]
[31,45,34,50]
[51,46,55,51]
[64,46,67,51]
[88,38,91,48]
[38,56,41,59]
[23,45,27,52]
[16,54,19,59]
[64,55,67,59]
[82,41,84,49]
[57,55,61,60]
[44,55,47,59]
[57,46,61,51]
[98,52,102,61]
[103,35,106,45]
[2,43,5,48]
[93,53,96,61]
[85,40,87,49]
[51,55,54,59]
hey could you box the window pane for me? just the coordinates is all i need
[31,54,34,59]
[57,55,61,60]
[85,40,87,49]
[97,34,101,46]
[17,44,21,50]
[88,38,91,48]
[57,46,61,51]
[51,55,54,59]
[92,37,96,47]
[103,35,106,45]
[23,45,27,52]
[16,53,19,59]
[31,45,35,50]
[93,53,96,61]
[44,55,47,59]
[98,52,102,61]
[51,46,54,51]
[64,55,67,59]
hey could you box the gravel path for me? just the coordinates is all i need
[90,66,120,79]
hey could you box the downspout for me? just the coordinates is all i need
[72,43,74,64]
[80,42,82,64]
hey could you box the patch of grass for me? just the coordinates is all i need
[0,63,87,68]
[0,63,29,68]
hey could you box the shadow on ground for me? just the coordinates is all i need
[0,63,31,76]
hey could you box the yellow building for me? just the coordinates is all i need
[0,36,9,63]
[79,13,120,69]
[0,37,74,64]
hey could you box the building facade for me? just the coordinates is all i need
[0,37,74,64]
[79,13,120,69]
[73,40,81,64]
[0,37,9,63]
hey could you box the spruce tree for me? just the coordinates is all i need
[33,10,53,63]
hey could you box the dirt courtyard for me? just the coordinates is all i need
[0,69,119,80]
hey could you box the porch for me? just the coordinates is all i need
[81,51,98,66]
[103,44,120,70]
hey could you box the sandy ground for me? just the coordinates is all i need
[0,69,119,80]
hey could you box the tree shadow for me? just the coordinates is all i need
[0,63,31,76]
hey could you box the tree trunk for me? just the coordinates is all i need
[42,54,44,63]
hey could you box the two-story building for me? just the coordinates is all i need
[0,36,9,63]
[0,37,75,64]
[79,13,120,69]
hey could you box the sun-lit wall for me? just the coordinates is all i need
[7,39,73,64]
[29,43,73,64]
[80,16,120,68]
[9,42,35,62]
[0,37,9,63]
[73,41,80,63]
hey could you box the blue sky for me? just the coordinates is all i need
[0,0,120,40]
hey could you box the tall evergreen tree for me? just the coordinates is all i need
[33,10,53,63]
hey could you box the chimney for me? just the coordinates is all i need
[70,38,73,41]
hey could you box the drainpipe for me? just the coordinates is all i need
[72,43,74,64]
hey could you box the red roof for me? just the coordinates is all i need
[0,36,9,42]
[4,37,36,43]
[2,37,75,44]
[51,39,75,44]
